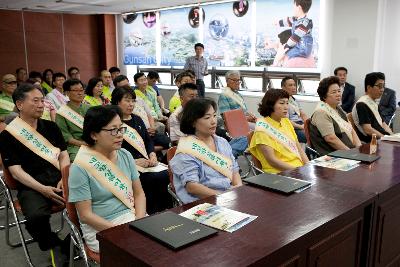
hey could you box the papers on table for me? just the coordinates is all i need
[180,203,257,233]
[310,155,360,171]
[381,133,400,142]
[136,163,168,173]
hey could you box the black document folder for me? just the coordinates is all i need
[129,211,218,249]
[244,173,311,194]
[328,149,380,163]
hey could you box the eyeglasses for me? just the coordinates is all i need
[373,83,385,89]
[227,78,241,83]
[101,127,127,136]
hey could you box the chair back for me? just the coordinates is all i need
[3,167,20,190]
[304,118,312,146]
[166,146,177,192]
[223,109,250,138]
[61,165,80,228]
[347,112,356,131]
[246,131,262,170]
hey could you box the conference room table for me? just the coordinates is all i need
[97,141,400,267]
[281,141,400,267]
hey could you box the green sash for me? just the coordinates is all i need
[57,105,84,129]
[255,118,302,160]
[0,98,15,112]
[135,89,157,118]
[133,105,150,127]
[123,124,148,159]
[74,146,135,214]
[5,117,60,170]
[176,136,233,181]
[41,82,53,94]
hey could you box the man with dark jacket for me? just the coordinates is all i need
[335,66,355,113]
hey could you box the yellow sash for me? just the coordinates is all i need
[135,89,157,118]
[84,95,102,106]
[123,123,148,159]
[102,85,112,100]
[57,105,84,129]
[176,136,233,181]
[357,95,383,126]
[314,102,353,142]
[41,109,52,121]
[41,82,53,94]
[0,98,15,112]
[5,117,60,170]
[74,146,135,214]
[289,97,300,116]
[255,118,302,160]
[133,105,150,127]
[222,87,246,109]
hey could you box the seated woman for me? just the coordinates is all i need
[310,76,361,155]
[170,98,242,204]
[68,105,146,253]
[249,89,309,174]
[84,77,110,106]
[111,87,172,214]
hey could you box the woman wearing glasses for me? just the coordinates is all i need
[68,105,146,253]
[309,76,361,155]
[55,79,90,161]
[111,87,171,214]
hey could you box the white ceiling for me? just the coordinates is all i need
[0,0,219,14]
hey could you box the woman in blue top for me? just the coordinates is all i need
[170,98,242,204]
[68,105,146,253]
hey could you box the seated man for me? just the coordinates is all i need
[0,74,18,121]
[55,79,90,161]
[352,72,393,142]
[169,83,247,158]
[334,66,355,113]
[147,71,169,115]
[218,70,256,130]
[101,70,114,99]
[281,76,307,143]
[46,72,68,110]
[169,71,195,113]
[0,83,70,265]
[378,87,396,125]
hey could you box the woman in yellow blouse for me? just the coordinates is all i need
[250,89,309,173]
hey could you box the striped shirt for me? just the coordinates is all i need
[279,16,313,50]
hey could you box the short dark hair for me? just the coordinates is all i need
[178,83,198,97]
[294,0,312,13]
[147,71,159,80]
[29,71,42,80]
[109,66,120,73]
[194,43,204,49]
[113,74,128,87]
[180,98,217,135]
[364,72,385,92]
[281,76,295,88]
[16,67,26,75]
[334,66,348,75]
[317,76,340,101]
[82,105,122,146]
[258,89,290,117]
[53,72,66,83]
[85,77,102,96]
[133,72,145,83]
[67,66,79,76]
[63,78,83,92]
[12,83,43,107]
[111,86,136,105]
